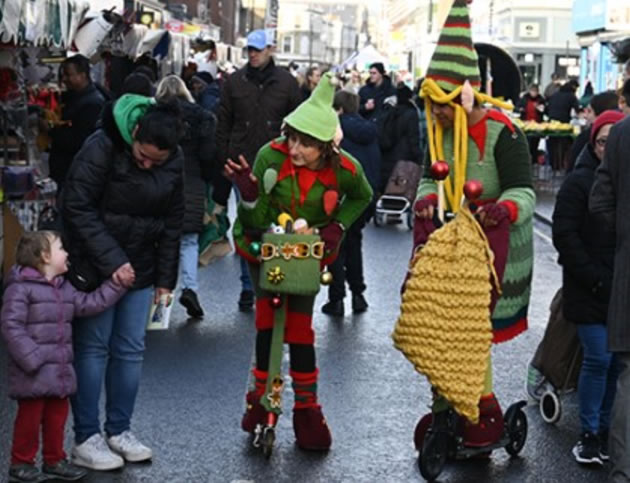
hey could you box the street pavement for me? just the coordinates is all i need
[0,193,613,482]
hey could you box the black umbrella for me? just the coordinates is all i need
[475,43,523,104]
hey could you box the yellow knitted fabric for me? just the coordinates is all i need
[392,207,498,423]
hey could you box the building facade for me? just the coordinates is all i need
[470,0,579,92]
[275,0,362,68]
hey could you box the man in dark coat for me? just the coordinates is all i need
[358,62,396,125]
[214,29,302,311]
[189,71,221,114]
[590,114,630,481]
[49,55,106,190]
[547,81,580,171]
[378,83,423,192]
[319,90,381,317]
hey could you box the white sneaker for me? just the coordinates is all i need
[71,433,125,471]
[107,431,153,462]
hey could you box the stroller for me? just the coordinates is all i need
[526,288,583,424]
[374,160,422,229]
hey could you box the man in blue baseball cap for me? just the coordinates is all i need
[214,28,302,311]
[245,29,272,69]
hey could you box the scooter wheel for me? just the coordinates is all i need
[505,408,528,456]
[262,427,275,459]
[419,431,448,481]
[539,390,561,424]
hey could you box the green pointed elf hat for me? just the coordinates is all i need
[284,72,338,142]
[425,0,481,93]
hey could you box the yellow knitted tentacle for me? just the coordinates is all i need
[425,99,438,165]
[452,106,461,212]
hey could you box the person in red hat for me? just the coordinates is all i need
[552,109,624,466]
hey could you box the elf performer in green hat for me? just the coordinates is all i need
[410,0,535,448]
[224,72,372,451]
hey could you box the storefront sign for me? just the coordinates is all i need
[572,0,607,34]
[573,0,630,34]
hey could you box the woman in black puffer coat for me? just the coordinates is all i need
[156,75,216,318]
[552,110,622,464]
[62,95,184,467]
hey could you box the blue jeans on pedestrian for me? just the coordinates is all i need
[71,287,153,444]
[233,188,253,292]
[179,233,199,291]
[576,323,619,434]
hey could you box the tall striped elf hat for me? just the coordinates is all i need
[421,0,513,213]
[425,0,481,93]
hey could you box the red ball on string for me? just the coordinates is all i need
[464,179,484,200]
[270,296,283,309]
[430,161,450,181]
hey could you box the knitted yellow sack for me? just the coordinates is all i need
[392,207,498,423]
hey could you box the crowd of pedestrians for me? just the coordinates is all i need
[3,24,630,483]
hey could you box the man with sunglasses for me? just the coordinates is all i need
[214,29,302,311]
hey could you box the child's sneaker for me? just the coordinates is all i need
[107,431,152,462]
[599,429,609,461]
[8,464,47,482]
[42,459,88,480]
[525,363,545,401]
[71,433,124,470]
[572,432,603,465]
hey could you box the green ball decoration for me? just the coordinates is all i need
[249,241,262,256]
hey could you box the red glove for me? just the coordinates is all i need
[478,202,511,228]
[232,164,258,202]
[320,222,344,253]
[413,196,437,220]
[412,196,438,250]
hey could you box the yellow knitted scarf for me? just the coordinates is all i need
[420,78,513,212]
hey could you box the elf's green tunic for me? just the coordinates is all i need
[417,111,535,343]
[234,138,373,263]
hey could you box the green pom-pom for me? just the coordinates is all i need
[263,169,278,194]
[248,241,261,256]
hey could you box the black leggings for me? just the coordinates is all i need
[256,329,316,373]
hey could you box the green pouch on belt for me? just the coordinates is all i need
[259,233,323,296]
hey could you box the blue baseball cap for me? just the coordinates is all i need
[246,30,269,50]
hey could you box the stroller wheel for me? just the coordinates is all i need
[419,430,449,481]
[540,390,561,424]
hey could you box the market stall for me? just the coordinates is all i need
[0,0,89,276]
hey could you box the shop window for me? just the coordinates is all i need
[283,35,293,54]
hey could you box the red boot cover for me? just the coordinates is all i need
[414,413,433,451]
[241,369,268,433]
[290,369,319,409]
[460,394,504,447]
[293,406,332,451]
